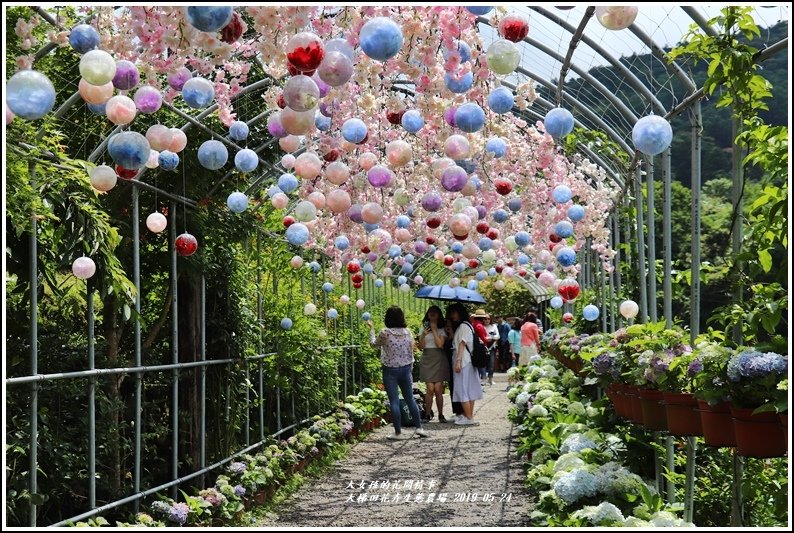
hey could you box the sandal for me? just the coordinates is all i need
[438,414,447,423]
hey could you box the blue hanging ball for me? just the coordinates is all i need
[280,317,293,330]
[285,223,309,246]
[327,308,339,319]
[507,198,522,212]
[428,245,437,254]
[451,242,464,254]
[359,17,404,61]
[550,296,564,309]
[514,231,530,247]
[401,262,414,274]
[406,206,416,218]
[388,245,402,258]
[404,254,416,264]
[335,236,350,250]
[444,72,474,94]
[6,70,57,120]
[493,209,509,223]
[278,173,299,194]
[467,280,479,290]
[556,246,577,267]
[397,275,407,285]
[632,115,673,156]
[470,176,483,191]
[476,271,488,281]
[227,191,248,213]
[479,237,493,251]
[487,87,514,114]
[234,148,259,173]
[552,184,573,204]
[363,222,380,232]
[544,108,575,138]
[488,267,497,276]
[533,262,545,272]
[322,282,334,293]
[454,103,485,133]
[466,7,493,15]
[107,131,151,169]
[374,279,385,288]
[401,110,424,133]
[341,118,368,143]
[69,24,100,54]
[315,113,332,131]
[267,185,282,198]
[485,137,507,158]
[453,262,466,273]
[182,77,215,108]
[229,120,249,141]
[444,40,472,63]
[158,150,180,171]
[518,253,530,265]
[185,6,233,32]
[197,140,228,170]
[363,263,374,274]
[583,304,600,321]
[455,159,478,174]
[87,101,107,115]
[362,312,371,321]
[567,204,586,222]
[554,220,574,238]
[308,261,321,273]
[396,215,411,229]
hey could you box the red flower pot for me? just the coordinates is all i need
[663,392,703,436]
[626,387,645,425]
[730,406,788,458]
[637,389,668,431]
[613,384,630,418]
[697,400,736,447]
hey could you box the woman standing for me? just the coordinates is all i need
[519,312,541,366]
[446,303,483,426]
[368,306,429,440]
[418,305,449,422]
[444,317,464,420]
[508,318,522,367]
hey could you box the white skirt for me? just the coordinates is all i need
[452,363,484,402]
[519,344,538,366]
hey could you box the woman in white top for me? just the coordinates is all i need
[446,303,484,426]
[418,305,449,422]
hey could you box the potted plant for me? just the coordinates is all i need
[658,351,702,436]
[725,349,788,458]
[687,342,735,446]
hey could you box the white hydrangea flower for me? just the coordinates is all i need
[527,405,549,417]
[534,389,555,401]
[560,433,597,454]
[567,401,587,416]
[623,517,651,527]
[553,452,586,473]
[572,502,625,525]
[553,468,599,504]
[585,406,599,417]
[515,392,531,408]
[649,511,693,527]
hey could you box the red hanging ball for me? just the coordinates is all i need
[549,233,562,243]
[351,273,364,283]
[286,39,324,72]
[468,259,479,268]
[506,260,514,267]
[563,312,573,323]
[534,271,542,278]
[115,165,138,180]
[360,245,371,254]
[499,14,530,43]
[486,228,499,240]
[476,221,490,234]
[443,255,454,266]
[454,232,469,241]
[386,109,406,125]
[277,93,287,109]
[494,177,513,195]
[353,282,363,289]
[426,217,442,229]
[347,262,361,274]
[518,268,527,277]
[495,265,504,273]
[425,236,436,245]
[283,216,295,227]
[220,11,243,44]
[175,233,198,257]
[322,148,340,162]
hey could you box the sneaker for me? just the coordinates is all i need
[414,428,430,438]
[488,377,494,386]
[454,414,465,424]
[387,432,410,440]
[438,414,448,423]
[454,417,480,426]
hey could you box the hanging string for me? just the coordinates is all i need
[182,153,187,232]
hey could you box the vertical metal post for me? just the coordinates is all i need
[662,148,673,328]
[200,275,207,485]
[666,436,676,504]
[256,235,264,441]
[600,265,607,333]
[684,436,697,523]
[87,280,96,509]
[646,158,657,322]
[613,213,622,329]
[634,166,649,323]
[29,161,38,527]
[169,200,179,498]
[274,269,281,431]
[132,188,142,509]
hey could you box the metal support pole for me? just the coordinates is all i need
[132,187,142,509]
[689,101,702,342]
[29,162,38,527]
[200,275,207,486]
[613,213,622,329]
[654,432,663,494]
[731,116,744,344]
[646,158,657,322]
[662,149,673,328]
[87,280,96,510]
[634,167,649,322]
[600,265,607,333]
[684,437,698,523]
[666,436,676,504]
[169,200,179,498]
[256,235,264,441]
[731,453,745,526]
[274,270,281,431]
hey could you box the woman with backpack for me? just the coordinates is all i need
[446,303,484,426]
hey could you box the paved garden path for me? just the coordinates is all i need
[259,373,531,527]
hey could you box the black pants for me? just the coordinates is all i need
[498,342,511,370]
[448,352,463,415]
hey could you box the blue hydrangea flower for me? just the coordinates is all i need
[553,469,599,504]
[560,433,597,454]
[229,461,247,475]
[233,485,246,497]
[166,502,188,525]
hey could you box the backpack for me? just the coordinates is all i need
[463,322,488,368]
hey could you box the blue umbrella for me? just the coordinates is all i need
[415,284,486,304]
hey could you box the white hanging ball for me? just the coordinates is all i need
[399,283,410,292]
[619,300,640,319]
[356,299,366,309]
[304,303,317,315]
[449,278,461,287]
[494,279,506,290]
[146,212,168,233]
[72,256,96,279]
[340,294,351,305]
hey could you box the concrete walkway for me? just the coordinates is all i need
[260,373,530,527]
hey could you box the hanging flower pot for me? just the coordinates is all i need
[637,388,668,431]
[730,406,787,458]
[611,384,629,419]
[697,400,736,447]
[626,386,645,425]
[663,392,703,436]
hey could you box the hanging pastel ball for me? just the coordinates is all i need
[108,131,150,169]
[538,271,556,287]
[441,166,468,192]
[327,308,339,319]
[444,40,472,63]
[444,134,470,159]
[279,136,301,154]
[301,303,317,316]
[498,13,530,42]
[226,191,248,213]
[290,256,304,269]
[229,120,249,141]
[549,296,564,309]
[448,213,472,238]
[311,72,330,98]
[283,75,320,112]
[105,95,137,125]
[80,50,117,86]
[558,278,581,301]
[112,60,139,91]
[167,67,192,91]
[449,277,462,288]
[359,17,404,61]
[339,294,351,305]
[308,261,321,273]
[335,236,350,250]
[556,247,577,267]
[341,118,368,144]
[322,282,334,293]
[619,300,640,319]
[544,108,575,138]
[552,184,573,204]
[182,77,215,108]
[374,279,384,289]
[492,209,509,223]
[487,86,514,114]
[632,115,673,156]
[485,137,507,158]
[197,140,228,170]
[286,32,325,72]
[293,152,321,180]
[281,154,296,170]
[395,215,411,229]
[361,202,384,224]
[234,148,259,173]
[395,274,407,286]
[89,165,117,192]
[285,222,309,246]
[145,124,172,151]
[146,150,162,169]
[327,189,352,214]
[504,236,518,251]
[6,70,57,120]
[466,7,493,15]
[72,257,96,280]
[69,24,100,53]
[78,79,113,105]
[146,212,168,233]
[175,233,198,257]
[466,280,479,291]
[352,298,365,310]
[317,51,353,87]
[507,198,522,212]
[514,231,530,248]
[444,71,474,93]
[87,102,106,115]
[583,305,600,321]
[454,103,485,133]
[421,191,443,212]
[401,110,424,133]
[294,200,317,222]
[267,112,288,139]
[486,39,520,75]
[158,150,180,171]
[133,85,162,114]
[280,317,293,330]
[399,283,411,293]
[185,6,233,32]
[169,129,188,153]
[567,204,585,222]
[554,220,574,238]
[315,113,331,131]
[478,237,494,251]
[323,38,354,62]
[307,191,326,209]
[595,6,638,30]
[364,164,393,188]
